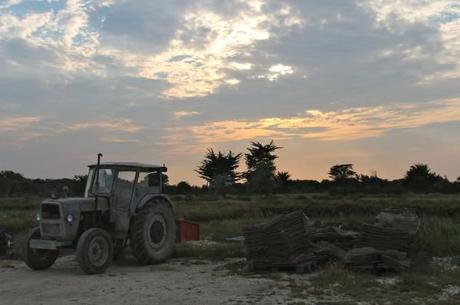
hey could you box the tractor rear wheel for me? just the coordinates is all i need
[23,227,59,270]
[76,228,113,274]
[130,201,176,264]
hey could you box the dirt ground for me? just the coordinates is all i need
[3,255,460,305]
[0,255,302,305]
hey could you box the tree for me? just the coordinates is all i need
[162,173,169,185]
[328,164,356,181]
[276,171,291,184]
[247,163,276,194]
[404,163,442,191]
[176,181,192,194]
[244,140,282,194]
[73,175,88,196]
[0,171,26,197]
[196,149,242,188]
[244,140,281,177]
[276,171,291,192]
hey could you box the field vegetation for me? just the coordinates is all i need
[1,193,460,304]
[2,193,460,257]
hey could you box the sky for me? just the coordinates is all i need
[0,0,460,185]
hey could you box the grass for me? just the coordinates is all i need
[174,193,460,221]
[421,217,460,256]
[283,263,460,305]
[0,198,39,259]
[0,210,37,232]
[216,259,460,304]
[2,194,460,260]
[0,197,41,210]
[0,197,40,233]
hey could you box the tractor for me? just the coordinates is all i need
[23,154,177,274]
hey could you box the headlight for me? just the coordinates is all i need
[66,214,74,223]
[36,213,41,222]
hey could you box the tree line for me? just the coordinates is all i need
[1,140,460,197]
[0,171,87,197]
[187,140,460,195]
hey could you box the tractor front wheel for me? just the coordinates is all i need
[23,227,59,270]
[76,228,113,274]
[130,201,176,264]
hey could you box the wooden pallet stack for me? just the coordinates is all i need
[243,210,318,271]
[343,247,410,273]
[310,225,359,251]
[358,208,420,252]
[344,208,420,273]
[243,208,420,274]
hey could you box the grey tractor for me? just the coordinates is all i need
[23,154,177,274]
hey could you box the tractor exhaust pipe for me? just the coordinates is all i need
[94,153,103,222]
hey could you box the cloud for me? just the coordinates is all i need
[166,98,460,144]
[174,111,200,120]
[0,0,101,74]
[231,62,253,70]
[129,1,303,98]
[361,0,458,24]
[362,0,460,80]
[225,79,240,85]
[101,137,140,143]
[0,116,142,147]
[0,0,21,10]
[0,0,304,98]
[0,116,41,131]
[1,0,457,103]
[66,118,142,133]
[263,64,294,81]
[0,116,50,145]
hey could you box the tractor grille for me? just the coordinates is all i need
[41,224,60,235]
[41,204,60,220]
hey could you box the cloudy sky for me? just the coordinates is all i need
[1,0,460,184]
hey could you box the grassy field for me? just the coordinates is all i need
[2,193,460,257]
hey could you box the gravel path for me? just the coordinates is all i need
[0,256,295,305]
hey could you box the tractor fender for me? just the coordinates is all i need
[134,194,176,215]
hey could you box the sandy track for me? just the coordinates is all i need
[0,256,290,305]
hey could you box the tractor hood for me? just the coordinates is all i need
[39,197,108,241]
[42,197,109,212]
